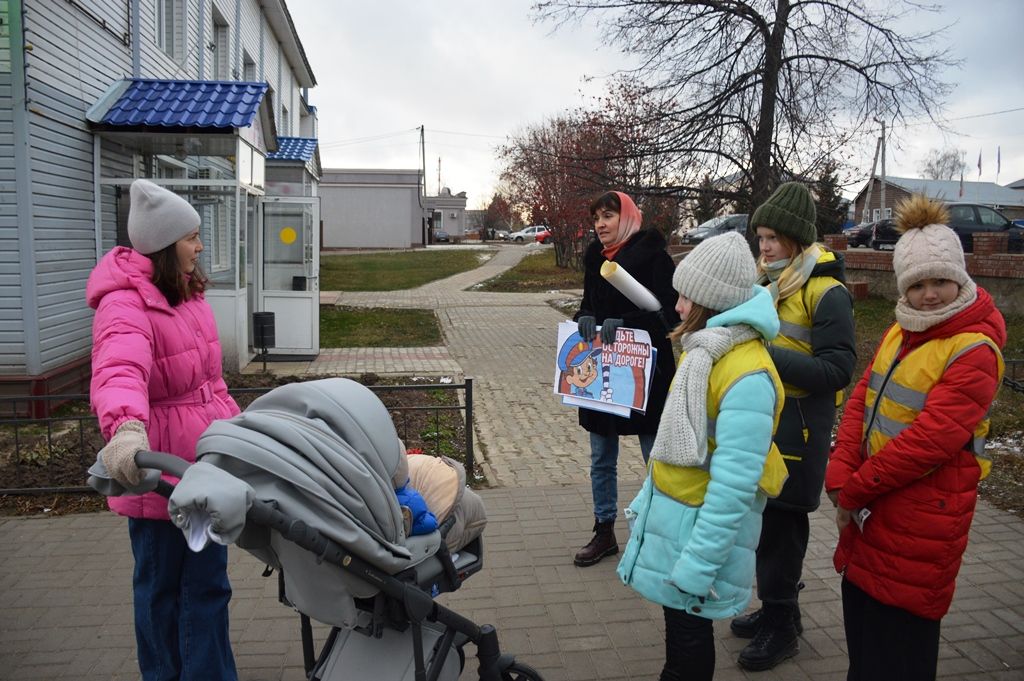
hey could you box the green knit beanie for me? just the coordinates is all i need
[750,182,817,246]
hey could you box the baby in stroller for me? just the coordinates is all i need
[90,377,539,681]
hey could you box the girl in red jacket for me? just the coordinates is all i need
[826,196,1006,681]
[88,180,240,681]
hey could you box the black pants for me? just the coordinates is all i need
[755,505,809,609]
[660,607,714,681]
[842,578,940,681]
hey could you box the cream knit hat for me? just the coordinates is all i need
[893,196,970,296]
[127,179,201,255]
[672,232,757,312]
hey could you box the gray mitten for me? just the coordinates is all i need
[100,420,149,486]
[577,315,597,341]
[169,462,255,551]
[600,317,624,345]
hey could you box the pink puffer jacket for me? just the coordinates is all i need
[87,247,239,520]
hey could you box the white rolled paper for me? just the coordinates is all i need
[600,261,662,312]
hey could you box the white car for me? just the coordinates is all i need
[508,225,548,242]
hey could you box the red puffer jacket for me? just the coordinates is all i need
[826,288,1005,620]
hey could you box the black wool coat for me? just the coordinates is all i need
[574,229,681,436]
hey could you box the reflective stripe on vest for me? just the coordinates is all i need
[862,326,1004,479]
[770,255,844,399]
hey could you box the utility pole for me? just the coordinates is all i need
[879,119,887,221]
[862,135,881,223]
[437,157,442,196]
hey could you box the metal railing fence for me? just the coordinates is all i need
[0,379,474,495]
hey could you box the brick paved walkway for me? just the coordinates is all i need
[2,243,1022,680]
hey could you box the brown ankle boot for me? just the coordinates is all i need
[574,520,618,567]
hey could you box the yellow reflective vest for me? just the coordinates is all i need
[772,252,846,401]
[652,339,789,505]
[862,325,1005,479]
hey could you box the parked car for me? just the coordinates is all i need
[495,229,511,241]
[535,229,552,244]
[509,225,548,242]
[433,229,450,243]
[676,214,749,245]
[842,222,874,248]
[869,218,899,250]
[944,203,1024,253]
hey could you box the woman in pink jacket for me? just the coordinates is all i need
[88,179,240,681]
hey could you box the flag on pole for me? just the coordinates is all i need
[959,169,964,198]
[977,149,982,179]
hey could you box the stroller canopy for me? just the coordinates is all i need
[197,378,417,569]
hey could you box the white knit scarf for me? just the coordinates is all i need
[651,324,760,467]
[895,279,977,332]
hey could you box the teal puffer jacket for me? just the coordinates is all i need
[617,294,780,619]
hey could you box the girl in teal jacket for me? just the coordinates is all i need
[618,232,786,681]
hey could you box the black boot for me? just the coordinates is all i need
[573,520,618,567]
[730,606,803,639]
[737,605,799,671]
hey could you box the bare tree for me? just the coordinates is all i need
[533,0,955,211]
[919,148,967,180]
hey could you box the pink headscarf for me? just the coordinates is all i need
[601,191,643,260]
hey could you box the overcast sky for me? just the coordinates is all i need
[288,0,1024,208]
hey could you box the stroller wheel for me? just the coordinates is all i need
[501,661,543,681]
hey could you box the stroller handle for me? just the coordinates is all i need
[87,449,188,498]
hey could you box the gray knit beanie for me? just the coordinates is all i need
[672,232,756,312]
[127,179,201,255]
[750,181,817,246]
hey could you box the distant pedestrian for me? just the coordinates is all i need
[618,232,788,681]
[572,190,680,567]
[88,179,240,681]
[827,196,1006,681]
[732,181,856,671]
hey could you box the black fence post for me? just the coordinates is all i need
[464,377,474,479]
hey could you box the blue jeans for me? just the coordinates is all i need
[128,518,238,681]
[590,431,655,523]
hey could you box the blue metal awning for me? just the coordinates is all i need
[267,137,318,162]
[87,79,270,128]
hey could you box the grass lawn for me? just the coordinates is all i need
[320,249,492,291]
[320,306,442,347]
[476,249,583,292]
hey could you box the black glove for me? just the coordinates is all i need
[577,315,596,342]
[600,318,623,345]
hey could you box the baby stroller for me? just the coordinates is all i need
[89,377,543,681]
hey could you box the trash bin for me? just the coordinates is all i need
[253,311,275,350]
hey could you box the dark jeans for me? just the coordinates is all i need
[660,607,714,681]
[842,578,940,681]
[755,505,809,610]
[589,431,655,522]
[128,518,238,681]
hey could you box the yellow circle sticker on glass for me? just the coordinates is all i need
[279,227,298,245]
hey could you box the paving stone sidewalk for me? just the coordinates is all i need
[2,244,1022,680]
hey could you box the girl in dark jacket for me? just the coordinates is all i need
[572,191,680,567]
[731,182,856,671]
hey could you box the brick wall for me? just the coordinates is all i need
[824,234,1024,315]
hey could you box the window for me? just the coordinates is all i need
[281,105,290,136]
[194,168,231,273]
[243,52,257,82]
[949,205,977,225]
[212,9,230,80]
[977,206,1008,227]
[155,0,185,60]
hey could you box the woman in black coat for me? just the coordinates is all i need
[572,191,680,566]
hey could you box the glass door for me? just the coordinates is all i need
[257,196,320,356]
